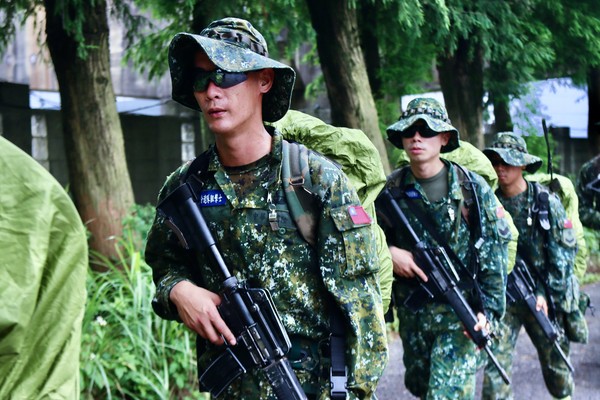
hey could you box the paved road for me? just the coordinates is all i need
[376,281,600,399]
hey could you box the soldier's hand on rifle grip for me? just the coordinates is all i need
[170,280,237,346]
[465,312,490,347]
[473,312,489,334]
[389,246,428,282]
[536,295,548,316]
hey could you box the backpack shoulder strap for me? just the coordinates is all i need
[451,162,485,249]
[282,140,348,394]
[281,140,321,247]
[179,150,212,194]
[182,150,211,182]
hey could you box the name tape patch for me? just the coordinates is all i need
[199,189,227,207]
[405,188,421,199]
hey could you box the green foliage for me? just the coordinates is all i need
[124,0,314,80]
[304,73,325,101]
[534,0,600,83]
[582,227,600,284]
[375,98,402,164]
[366,0,435,99]
[122,202,157,247]
[80,205,207,399]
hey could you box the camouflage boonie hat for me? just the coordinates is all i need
[168,17,296,122]
[483,132,542,173]
[386,97,460,153]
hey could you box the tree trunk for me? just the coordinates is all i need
[305,0,391,174]
[436,38,485,149]
[358,1,381,99]
[44,0,134,260]
[491,91,513,134]
[588,66,600,156]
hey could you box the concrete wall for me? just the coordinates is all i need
[121,114,200,204]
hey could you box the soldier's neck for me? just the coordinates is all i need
[410,158,445,180]
[500,176,527,198]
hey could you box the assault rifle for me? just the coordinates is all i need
[507,258,575,372]
[157,182,307,400]
[376,189,510,385]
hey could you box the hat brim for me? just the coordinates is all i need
[483,148,543,173]
[386,115,460,153]
[169,33,295,122]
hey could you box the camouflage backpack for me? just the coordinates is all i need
[526,173,588,280]
[526,172,592,343]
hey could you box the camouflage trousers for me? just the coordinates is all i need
[397,303,479,400]
[482,301,573,400]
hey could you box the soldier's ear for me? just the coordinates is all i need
[440,132,450,147]
[257,69,274,93]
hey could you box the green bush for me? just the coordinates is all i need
[583,227,600,285]
[80,205,208,399]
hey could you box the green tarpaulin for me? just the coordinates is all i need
[0,136,88,399]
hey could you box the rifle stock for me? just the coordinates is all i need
[376,189,510,385]
[507,259,575,372]
[157,182,307,400]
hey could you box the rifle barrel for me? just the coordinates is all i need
[484,346,511,385]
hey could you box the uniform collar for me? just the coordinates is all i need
[206,125,284,172]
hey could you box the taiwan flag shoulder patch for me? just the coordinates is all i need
[347,205,372,225]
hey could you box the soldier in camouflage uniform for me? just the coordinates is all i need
[576,154,600,230]
[377,98,508,399]
[144,17,388,400]
[482,132,579,400]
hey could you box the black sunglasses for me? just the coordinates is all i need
[192,68,248,92]
[399,124,440,139]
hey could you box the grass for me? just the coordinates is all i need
[80,206,208,399]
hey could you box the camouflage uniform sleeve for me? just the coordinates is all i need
[144,165,197,320]
[546,194,579,312]
[577,159,600,230]
[312,156,388,399]
[472,174,508,322]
